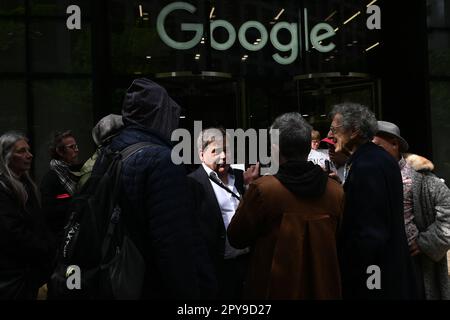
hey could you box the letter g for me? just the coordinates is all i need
[157,2,203,50]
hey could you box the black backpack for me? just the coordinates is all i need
[48,142,152,299]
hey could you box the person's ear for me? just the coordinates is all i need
[199,150,204,162]
[392,139,399,149]
[392,139,400,154]
[56,147,65,158]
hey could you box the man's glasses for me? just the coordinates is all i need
[65,144,78,151]
[329,125,344,134]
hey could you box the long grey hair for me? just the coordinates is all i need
[0,131,40,208]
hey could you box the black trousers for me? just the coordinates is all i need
[218,254,249,300]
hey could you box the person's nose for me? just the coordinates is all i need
[26,150,33,159]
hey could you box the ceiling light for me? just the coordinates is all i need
[343,11,361,25]
[325,11,337,22]
[365,42,380,52]
[274,8,285,20]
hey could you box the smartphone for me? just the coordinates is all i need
[324,160,331,174]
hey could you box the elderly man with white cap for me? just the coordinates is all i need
[373,121,450,300]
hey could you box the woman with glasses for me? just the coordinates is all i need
[40,130,82,243]
[0,131,55,299]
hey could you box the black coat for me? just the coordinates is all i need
[105,126,216,299]
[338,142,419,299]
[0,175,55,299]
[40,169,73,240]
[188,166,245,275]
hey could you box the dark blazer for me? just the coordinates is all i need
[338,142,419,299]
[40,169,72,240]
[188,165,245,270]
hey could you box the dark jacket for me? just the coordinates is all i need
[107,127,216,299]
[228,161,344,299]
[40,169,73,240]
[188,165,245,271]
[0,175,55,299]
[338,142,419,299]
[104,78,216,299]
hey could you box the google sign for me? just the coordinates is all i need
[157,2,336,65]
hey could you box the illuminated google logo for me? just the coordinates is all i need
[156,2,336,65]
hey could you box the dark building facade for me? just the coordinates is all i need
[0,0,449,183]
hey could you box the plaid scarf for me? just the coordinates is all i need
[50,159,79,195]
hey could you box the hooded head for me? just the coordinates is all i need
[122,78,181,141]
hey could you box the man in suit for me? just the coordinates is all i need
[188,127,258,299]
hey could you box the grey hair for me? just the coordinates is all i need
[329,103,378,141]
[196,127,226,154]
[0,131,40,208]
[270,112,312,161]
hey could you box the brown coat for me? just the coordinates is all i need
[228,175,344,299]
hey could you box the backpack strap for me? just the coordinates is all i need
[101,141,155,261]
[120,142,155,161]
[109,142,155,200]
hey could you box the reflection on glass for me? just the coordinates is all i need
[0,80,27,133]
[0,0,25,15]
[0,20,25,72]
[29,0,91,17]
[30,21,91,73]
[32,80,93,181]
[109,0,379,77]
[430,81,450,183]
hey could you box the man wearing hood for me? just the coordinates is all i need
[227,112,344,299]
[77,114,124,190]
[103,78,215,299]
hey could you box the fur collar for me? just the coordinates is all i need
[404,153,434,172]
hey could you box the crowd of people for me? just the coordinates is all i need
[0,78,449,300]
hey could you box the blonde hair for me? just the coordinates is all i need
[311,130,321,141]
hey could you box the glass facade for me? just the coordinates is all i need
[0,0,93,181]
[0,0,448,183]
[108,0,382,134]
[428,0,450,182]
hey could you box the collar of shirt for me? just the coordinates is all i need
[201,164,248,259]
[201,163,236,188]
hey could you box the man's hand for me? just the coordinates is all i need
[244,162,260,185]
[410,240,421,256]
[328,172,342,184]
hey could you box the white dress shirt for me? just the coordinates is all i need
[202,163,250,259]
